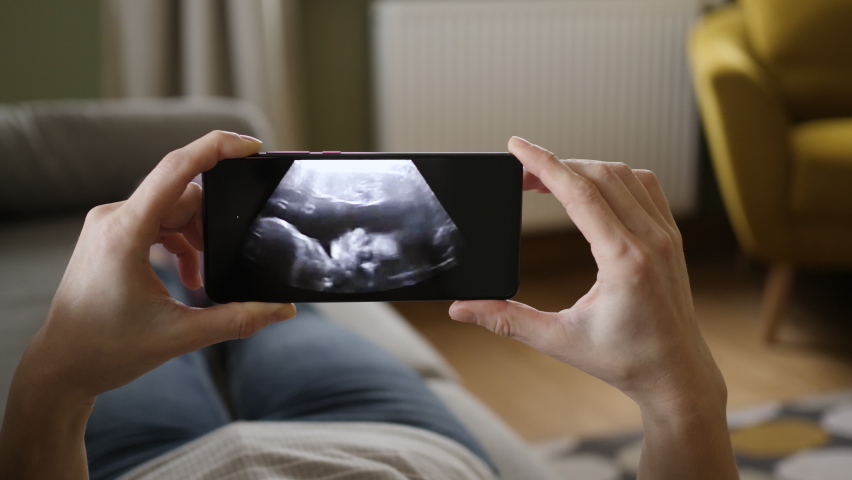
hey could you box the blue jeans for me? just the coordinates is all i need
[84,304,493,480]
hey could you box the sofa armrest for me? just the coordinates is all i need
[690,6,792,261]
[0,97,275,217]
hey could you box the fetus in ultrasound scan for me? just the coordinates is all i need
[242,160,462,293]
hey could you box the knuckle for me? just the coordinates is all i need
[161,149,185,170]
[609,162,633,177]
[623,244,655,278]
[667,225,684,250]
[653,230,675,256]
[85,202,121,222]
[153,150,186,180]
[635,169,660,186]
[84,203,125,247]
[208,130,233,147]
[588,162,614,182]
[489,313,514,338]
[545,152,561,164]
[563,176,598,208]
[85,204,107,223]
[231,311,256,339]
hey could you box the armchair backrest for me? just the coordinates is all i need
[742,0,852,121]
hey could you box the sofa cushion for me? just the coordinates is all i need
[0,98,274,217]
[790,118,852,220]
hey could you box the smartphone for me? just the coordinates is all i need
[202,151,522,303]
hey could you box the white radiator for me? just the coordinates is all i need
[373,0,702,233]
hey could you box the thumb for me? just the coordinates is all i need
[178,302,297,349]
[449,300,557,344]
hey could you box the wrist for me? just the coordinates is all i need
[637,390,737,480]
[634,370,728,431]
[6,365,96,422]
[628,349,728,420]
[0,335,94,479]
[18,326,96,400]
[639,394,727,435]
[4,329,96,426]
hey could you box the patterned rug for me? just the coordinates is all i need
[532,389,852,480]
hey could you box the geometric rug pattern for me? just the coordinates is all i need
[532,389,852,480]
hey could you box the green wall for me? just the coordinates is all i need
[0,0,101,103]
[302,0,373,151]
[0,0,373,149]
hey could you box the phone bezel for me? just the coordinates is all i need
[202,151,523,303]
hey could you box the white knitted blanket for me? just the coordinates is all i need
[118,421,495,480]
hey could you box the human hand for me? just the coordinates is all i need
[450,137,725,414]
[18,131,297,401]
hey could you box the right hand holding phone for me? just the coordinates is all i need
[450,137,726,417]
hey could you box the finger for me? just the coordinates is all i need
[449,300,560,345]
[127,131,261,237]
[182,210,204,253]
[608,164,670,231]
[522,168,550,192]
[160,233,202,290]
[161,182,202,230]
[564,160,657,237]
[634,169,677,230]
[159,182,204,251]
[508,137,629,253]
[178,302,297,350]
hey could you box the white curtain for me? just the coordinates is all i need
[101,0,305,149]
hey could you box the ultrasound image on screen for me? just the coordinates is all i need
[241,160,462,293]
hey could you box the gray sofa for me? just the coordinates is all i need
[0,98,557,479]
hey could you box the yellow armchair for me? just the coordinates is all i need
[690,0,852,342]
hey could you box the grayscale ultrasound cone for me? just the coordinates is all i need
[242,160,462,293]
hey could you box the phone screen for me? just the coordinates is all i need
[202,152,522,303]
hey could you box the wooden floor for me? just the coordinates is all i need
[392,228,852,442]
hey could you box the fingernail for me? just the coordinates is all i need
[272,304,297,322]
[197,272,204,288]
[450,308,476,323]
[510,136,531,147]
[239,134,262,144]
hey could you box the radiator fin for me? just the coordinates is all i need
[374,0,701,232]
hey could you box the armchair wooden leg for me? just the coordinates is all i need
[760,264,795,343]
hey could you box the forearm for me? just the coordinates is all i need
[637,395,738,480]
[0,342,94,480]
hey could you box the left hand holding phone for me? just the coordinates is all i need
[0,131,297,479]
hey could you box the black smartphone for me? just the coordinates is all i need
[202,151,522,303]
